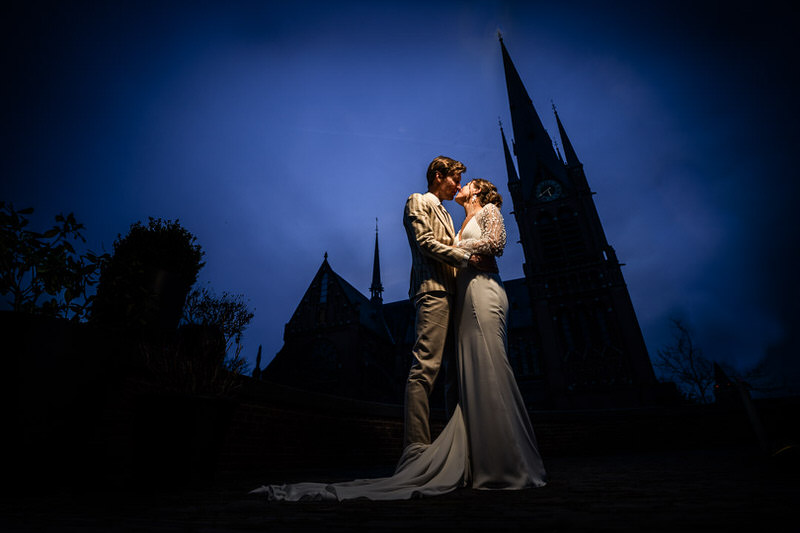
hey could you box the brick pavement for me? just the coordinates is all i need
[2,446,797,532]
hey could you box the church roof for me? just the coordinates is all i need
[330,262,370,307]
[320,256,394,344]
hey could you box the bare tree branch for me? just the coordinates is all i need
[654,318,714,403]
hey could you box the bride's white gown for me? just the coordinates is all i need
[251,203,545,500]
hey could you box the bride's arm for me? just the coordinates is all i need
[456,203,506,257]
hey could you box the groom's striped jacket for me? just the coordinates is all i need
[403,192,470,300]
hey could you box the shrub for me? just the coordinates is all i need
[91,217,204,336]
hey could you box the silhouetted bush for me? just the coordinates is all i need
[138,323,242,396]
[183,285,254,363]
[91,217,204,338]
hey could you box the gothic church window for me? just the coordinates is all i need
[320,272,328,303]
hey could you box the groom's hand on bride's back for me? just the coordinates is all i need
[468,254,499,273]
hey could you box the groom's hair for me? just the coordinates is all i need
[426,156,466,186]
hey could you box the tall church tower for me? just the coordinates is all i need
[369,219,384,304]
[499,37,657,408]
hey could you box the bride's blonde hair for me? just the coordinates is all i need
[471,179,503,209]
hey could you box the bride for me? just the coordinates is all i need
[251,179,546,500]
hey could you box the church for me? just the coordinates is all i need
[262,38,658,410]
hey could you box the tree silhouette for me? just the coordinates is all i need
[654,318,714,403]
[183,285,254,373]
[0,202,105,321]
[91,217,204,336]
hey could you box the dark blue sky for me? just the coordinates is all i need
[3,1,798,386]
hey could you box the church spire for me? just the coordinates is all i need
[553,103,581,167]
[369,219,383,303]
[500,120,519,184]
[499,36,566,200]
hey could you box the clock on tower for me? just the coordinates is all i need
[535,179,562,201]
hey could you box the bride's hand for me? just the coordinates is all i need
[468,254,498,273]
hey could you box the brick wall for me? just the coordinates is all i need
[213,379,797,481]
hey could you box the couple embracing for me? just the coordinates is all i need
[252,156,546,501]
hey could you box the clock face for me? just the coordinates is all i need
[535,179,562,201]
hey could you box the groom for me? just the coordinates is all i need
[402,155,486,448]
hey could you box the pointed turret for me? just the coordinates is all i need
[369,219,383,303]
[500,122,519,185]
[252,344,263,379]
[499,36,566,200]
[553,140,565,165]
[553,104,581,167]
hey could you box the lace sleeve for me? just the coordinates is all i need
[457,203,506,256]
